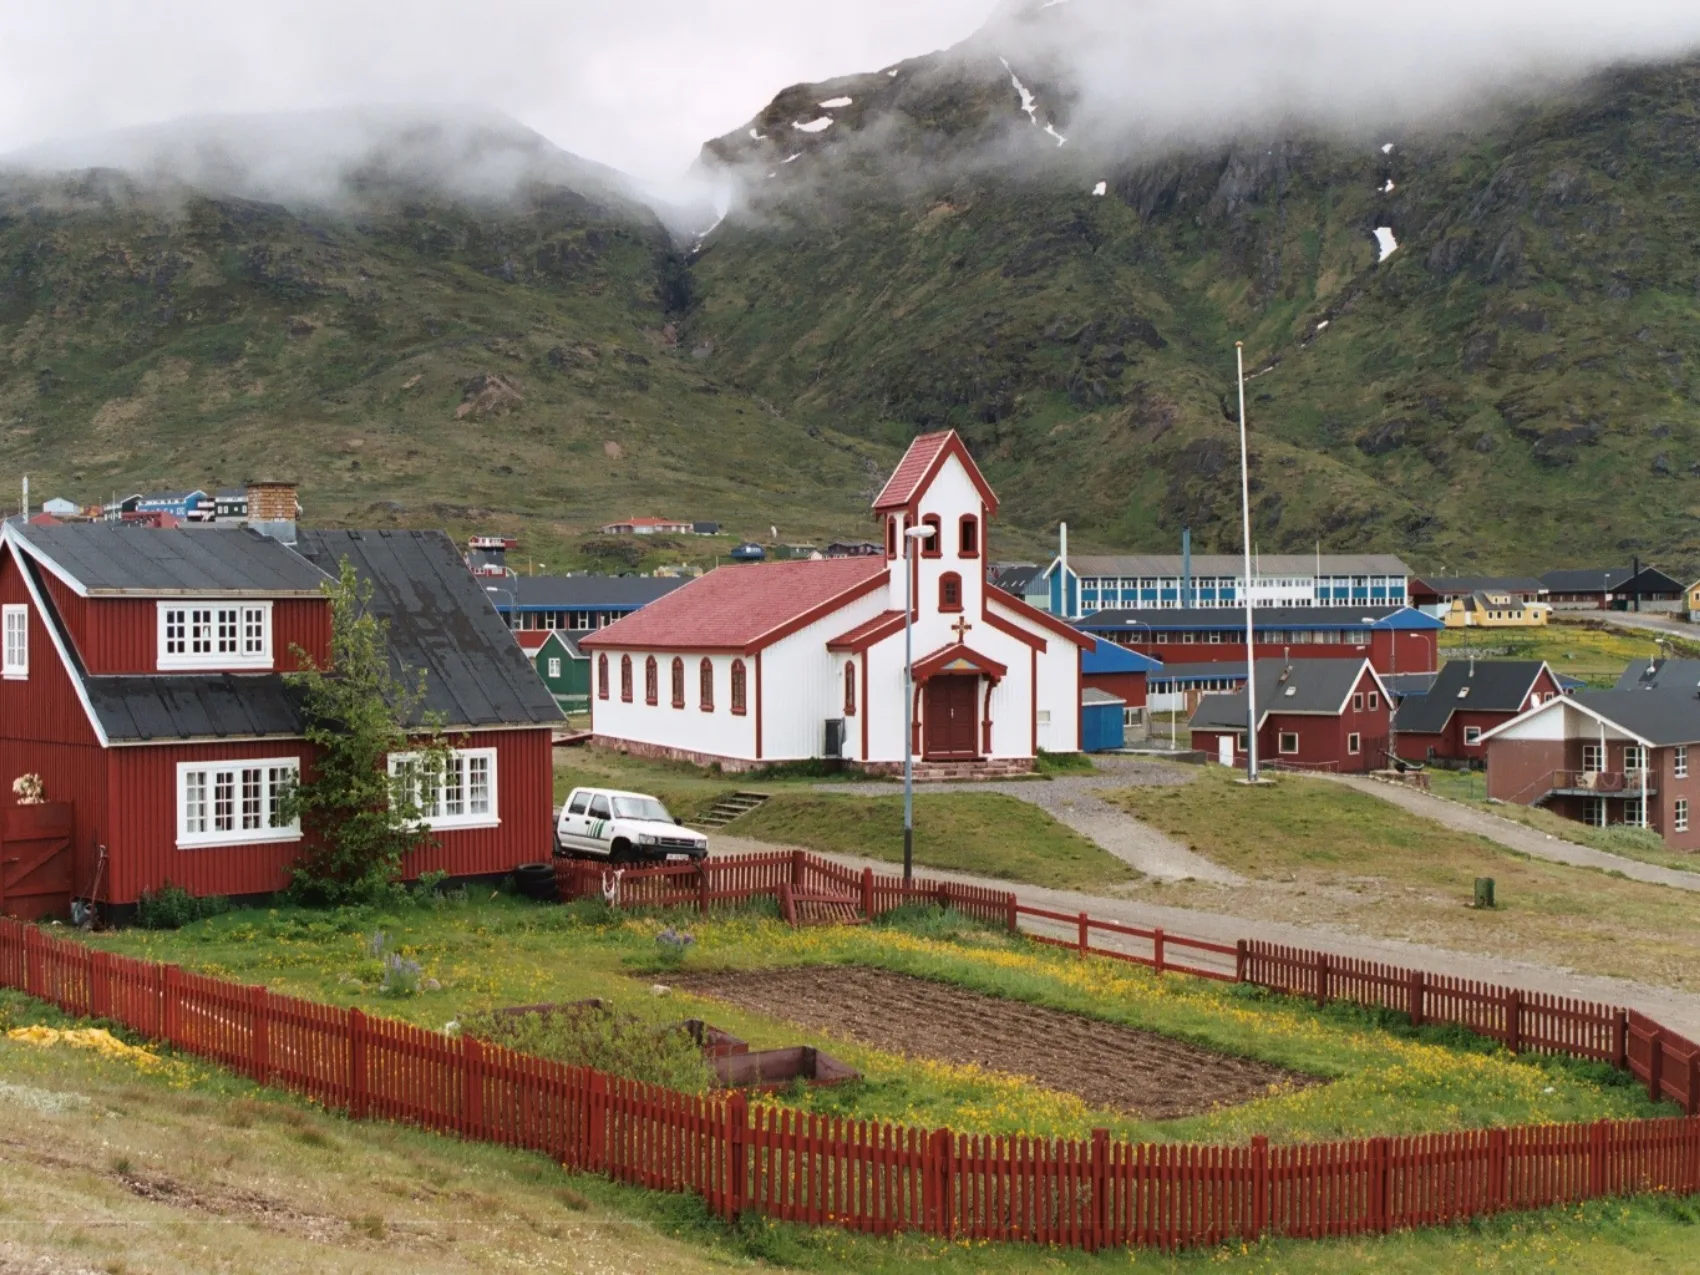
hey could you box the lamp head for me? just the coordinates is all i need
[905,526,936,541]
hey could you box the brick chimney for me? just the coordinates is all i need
[246,480,299,544]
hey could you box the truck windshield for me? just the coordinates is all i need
[612,796,672,823]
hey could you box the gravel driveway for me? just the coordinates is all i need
[818,756,1245,885]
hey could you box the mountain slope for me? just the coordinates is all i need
[689,37,1700,572]
[0,115,892,568]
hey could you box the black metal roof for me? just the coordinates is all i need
[86,674,305,742]
[1189,659,1372,730]
[294,530,563,729]
[503,574,689,610]
[1541,566,1684,594]
[15,522,330,597]
[1568,690,1700,747]
[1614,658,1700,693]
[1395,660,1547,735]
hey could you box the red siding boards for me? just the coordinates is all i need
[6,544,553,909]
[0,548,109,896]
[39,571,329,675]
[1084,672,1147,708]
[102,728,554,905]
[1118,631,1440,676]
[1196,668,1391,774]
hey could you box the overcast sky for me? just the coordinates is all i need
[0,1,994,182]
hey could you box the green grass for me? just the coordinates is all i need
[4,982,1698,1274]
[731,790,1136,891]
[72,896,1671,1149]
[1109,767,1700,991]
[1438,622,1688,689]
[553,746,1131,891]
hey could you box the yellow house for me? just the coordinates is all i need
[1686,579,1700,617]
[1443,591,1552,628]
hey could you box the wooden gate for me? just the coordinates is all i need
[0,802,73,921]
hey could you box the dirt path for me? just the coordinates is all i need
[672,967,1316,1119]
[818,757,1244,885]
[710,833,1700,1039]
[1325,774,1700,894]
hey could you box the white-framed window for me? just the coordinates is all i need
[1582,744,1605,773]
[1463,726,1483,746]
[2,604,27,679]
[1368,692,1380,711]
[1279,732,1300,755]
[1677,746,1689,780]
[547,657,562,679]
[1347,733,1361,755]
[177,758,300,848]
[388,747,498,830]
[1677,800,1690,834]
[157,601,272,670]
[1624,745,1648,773]
[1585,798,1606,827]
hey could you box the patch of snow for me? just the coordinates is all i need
[782,152,802,164]
[1381,179,1396,193]
[793,117,833,134]
[1092,181,1107,197]
[1374,227,1399,262]
[887,68,900,77]
[999,58,1040,126]
[819,97,853,109]
[749,129,766,141]
[696,215,725,241]
[1316,320,1330,331]
[1381,142,1395,154]
[1044,124,1068,147]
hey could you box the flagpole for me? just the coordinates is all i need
[1237,342,1260,783]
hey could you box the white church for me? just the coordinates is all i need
[580,430,1088,775]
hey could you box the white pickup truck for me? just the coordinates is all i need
[554,787,709,864]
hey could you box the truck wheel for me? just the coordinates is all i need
[610,839,635,865]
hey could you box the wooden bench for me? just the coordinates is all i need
[778,884,867,928]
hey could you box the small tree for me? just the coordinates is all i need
[280,559,449,904]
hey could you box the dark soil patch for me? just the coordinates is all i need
[672,967,1320,1119]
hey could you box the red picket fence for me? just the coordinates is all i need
[1238,941,1627,1064]
[556,849,1013,929]
[5,897,1700,1252]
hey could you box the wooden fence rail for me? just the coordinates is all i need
[4,874,1700,1252]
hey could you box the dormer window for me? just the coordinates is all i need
[157,601,272,670]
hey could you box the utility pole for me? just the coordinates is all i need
[1236,342,1260,782]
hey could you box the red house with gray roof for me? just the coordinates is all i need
[0,495,560,921]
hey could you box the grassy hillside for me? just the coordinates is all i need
[13,50,1700,572]
[691,53,1700,574]
[0,168,895,572]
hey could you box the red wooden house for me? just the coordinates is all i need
[1393,660,1561,766]
[0,505,560,919]
[1188,658,1392,774]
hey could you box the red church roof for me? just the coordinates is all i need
[580,558,889,654]
[872,430,1000,515]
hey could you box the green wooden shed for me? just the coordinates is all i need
[522,630,589,712]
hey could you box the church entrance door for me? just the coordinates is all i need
[924,676,980,760]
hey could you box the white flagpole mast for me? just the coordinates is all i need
[1237,342,1260,783]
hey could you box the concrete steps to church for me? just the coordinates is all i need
[908,760,1037,783]
[695,791,772,829]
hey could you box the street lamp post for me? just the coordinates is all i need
[485,585,517,629]
[902,524,936,883]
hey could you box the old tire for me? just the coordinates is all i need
[516,862,559,901]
